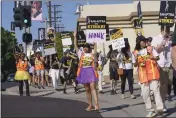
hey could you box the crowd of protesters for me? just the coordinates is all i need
[13,25,176,117]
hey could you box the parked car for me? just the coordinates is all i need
[6,73,16,82]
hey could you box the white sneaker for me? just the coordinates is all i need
[131,94,136,99]
[146,111,156,117]
[121,94,125,99]
[163,108,168,113]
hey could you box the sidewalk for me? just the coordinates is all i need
[2,81,176,117]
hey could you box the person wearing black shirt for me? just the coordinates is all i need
[50,54,60,90]
[61,49,80,94]
[44,56,51,86]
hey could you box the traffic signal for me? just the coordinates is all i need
[22,6,31,27]
[13,7,22,27]
[22,33,32,44]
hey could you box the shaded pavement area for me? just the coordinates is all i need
[2,95,102,117]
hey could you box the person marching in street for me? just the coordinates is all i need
[135,37,164,117]
[44,56,51,87]
[116,43,136,99]
[68,49,80,94]
[35,52,45,89]
[105,45,119,95]
[14,53,30,96]
[76,43,99,111]
[151,26,173,112]
[171,25,176,97]
[50,54,60,90]
[97,50,105,94]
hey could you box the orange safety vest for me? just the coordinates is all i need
[35,58,44,70]
[77,53,98,78]
[145,46,160,82]
[16,59,28,71]
[136,47,160,83]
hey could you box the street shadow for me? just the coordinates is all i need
[162,107,176,117]
[99,104,129,113]
[39,92,56,97]
[130,102,145,107]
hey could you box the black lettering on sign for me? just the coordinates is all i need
[44,41,55,49]
[87,25,106,29]
[159,1,176,26]
[61,32,71,39]
[86,16,106,29]
[110,28,123,40]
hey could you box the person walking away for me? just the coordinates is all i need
[151,26,173,112]
[29,59,35,86]
[50,54,60,90]
[44,56,51,86]
[35,53,45,89]
[105,45,119,95]
[117,43,136,99]
[14,53,30,96]
[76,43,99,111]
[135,38,164,117]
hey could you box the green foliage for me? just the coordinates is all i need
[55,32,63,59]
[1,27,17,73]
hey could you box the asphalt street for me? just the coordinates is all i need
[1,95,102,117]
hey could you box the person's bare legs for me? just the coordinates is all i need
[90,82,99,110]
[84,84,93,110]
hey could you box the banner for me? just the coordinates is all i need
[47,27,55,41]
[86,16,106,43]
[38,28,45,40]
[111,37,125,50]
[86,29,106,43]
[76,31,86,47]
[106,24,110,41]
[31,1,42,21]
[61,32,73,52]
[159,1,176,27]
[110,28,123,40]
[43,41,56,56]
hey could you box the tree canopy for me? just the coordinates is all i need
[1,27,17,74]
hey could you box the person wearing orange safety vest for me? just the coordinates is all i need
[35,52,45,89]
[134,37,164,117]
[14,53,30,96]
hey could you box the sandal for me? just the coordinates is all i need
[85,106,94,111]
[94,104,100,111]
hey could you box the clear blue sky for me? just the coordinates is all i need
[2,0,133,44]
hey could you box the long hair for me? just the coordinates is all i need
[121,43,130,59]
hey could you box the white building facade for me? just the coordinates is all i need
[77,1,175,76]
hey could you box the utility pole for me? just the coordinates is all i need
[51,4,64,32]
[48,1,52,27]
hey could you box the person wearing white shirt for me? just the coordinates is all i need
[151,26,173,112]
[116,43,136,99]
